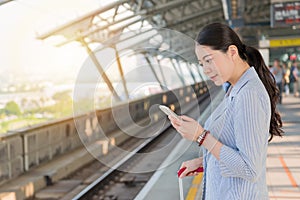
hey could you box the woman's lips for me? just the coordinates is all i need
[210,75,217,80]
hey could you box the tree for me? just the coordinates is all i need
[4,101,21,115]
[21,98,28,107]
[52,91,71,102]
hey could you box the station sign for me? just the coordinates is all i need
[271,1,300,27]
[259,38,300,48]
[270,38,300,47]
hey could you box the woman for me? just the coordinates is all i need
[169,23,283,199]
[270,58,284,104]
[289,61,299,97]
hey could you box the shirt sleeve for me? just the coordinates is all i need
[218,89,270,182]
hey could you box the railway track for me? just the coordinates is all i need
[34,85,219,200]
[73,126,180,200]
[69,98,209,200]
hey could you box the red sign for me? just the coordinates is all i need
[271,1,300,27]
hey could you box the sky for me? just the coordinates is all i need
[0,0,192,87]
[0,0,111,83]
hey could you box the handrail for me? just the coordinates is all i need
[0,82,210,186]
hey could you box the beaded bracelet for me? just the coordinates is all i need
[196,130,209,146]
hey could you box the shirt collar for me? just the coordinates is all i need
[226,67,257,100]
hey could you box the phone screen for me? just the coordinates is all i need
[159,105,181,120]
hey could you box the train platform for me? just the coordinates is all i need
[0,92,299,200]
[134,94,300,200]
[267,95,300,199]
[134,90,224,200]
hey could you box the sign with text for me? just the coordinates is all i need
[271,1,300,27]
[270,38,300,47]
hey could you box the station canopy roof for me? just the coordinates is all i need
[33,1,295,57]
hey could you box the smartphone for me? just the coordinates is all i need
[159,105,181,120]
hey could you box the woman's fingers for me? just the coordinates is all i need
[178,158,203,178]
[169,115,202,141]
[187,172,199,176]
[169,115,182,126]
[179,169,199,178]
[180,115,194,122]
[169,115,181,122]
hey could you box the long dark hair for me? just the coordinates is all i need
[196,23,283,142]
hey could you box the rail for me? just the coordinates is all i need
[0,82,211,187]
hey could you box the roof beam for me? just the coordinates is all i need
[0,0,12,6]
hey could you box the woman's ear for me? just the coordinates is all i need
[227,45,238,59]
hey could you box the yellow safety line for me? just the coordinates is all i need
[185,173,203,200]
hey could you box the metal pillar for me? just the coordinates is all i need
[186,62,197,83]
[144,54,166,91]
[155,57,168,87]
[80,38,121,102]
[113,45,129,100]
[175,59,187,84]
[170,58,185,85]
[195,63,205,81]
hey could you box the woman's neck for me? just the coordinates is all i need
[228,60,250,85]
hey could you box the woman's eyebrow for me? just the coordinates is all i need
[202,54,212,60]
[198,54,212,62]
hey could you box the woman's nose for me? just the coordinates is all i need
[202,65,211,74]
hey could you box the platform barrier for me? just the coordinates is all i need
[0,82,211,188]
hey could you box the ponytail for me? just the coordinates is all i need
[244,46,284,141]
[196,23,283,142]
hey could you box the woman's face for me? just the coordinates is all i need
[195,45,234,86]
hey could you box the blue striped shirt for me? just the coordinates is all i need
[202,67,271,200]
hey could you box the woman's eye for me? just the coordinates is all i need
[198,62,204,67]
[205,58,213,64]
[199,58,213,67]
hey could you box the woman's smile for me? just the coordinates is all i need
[210,74,218,80]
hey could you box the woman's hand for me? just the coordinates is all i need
[179,157,203,178]
[169,115,204,141]
[169,115,223,160]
